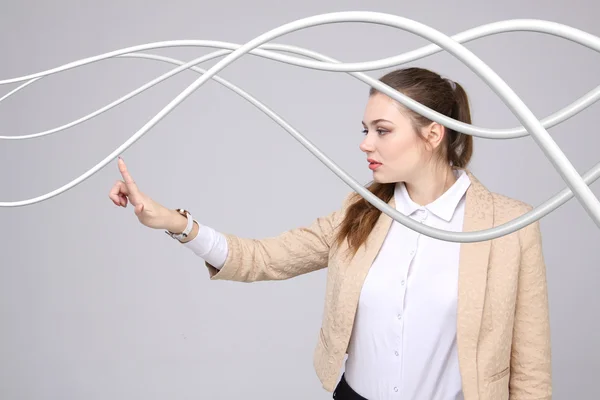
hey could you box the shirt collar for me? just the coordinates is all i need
[394,169,472,222]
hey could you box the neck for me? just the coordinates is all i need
[404,163,457,206]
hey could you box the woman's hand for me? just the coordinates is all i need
[109,157,172,230]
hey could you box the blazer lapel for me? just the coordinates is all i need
[337,194,396,352]
[457,170,495,399]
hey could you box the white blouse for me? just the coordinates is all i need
[183,169,471,400]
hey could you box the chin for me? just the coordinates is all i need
[372,172,394,184]
[372,169,406,184]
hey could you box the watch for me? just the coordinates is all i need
[165,208,195,241]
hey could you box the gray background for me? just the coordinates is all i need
[1,0,598,399]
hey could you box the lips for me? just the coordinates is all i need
[367,158,382,171]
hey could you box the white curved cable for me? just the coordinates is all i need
[0,51,233,140]
[2,20,598,80]
[0,77,41,103]
[1,12,599,241]
[2,41,600,141]
[2,19,600,139]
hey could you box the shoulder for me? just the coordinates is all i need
[465,169,532,221]
[342,190,361,208]
[490,192,533,221]
[489,191,541,247]
[332,190,364,217]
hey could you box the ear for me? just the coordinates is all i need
[423,121,446,150]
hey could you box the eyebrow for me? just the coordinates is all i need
[362,118,394,126]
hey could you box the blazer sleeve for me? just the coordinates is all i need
[203,192,354,282]
[509,213,553,399]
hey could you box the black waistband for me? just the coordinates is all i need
[333,374,368,400]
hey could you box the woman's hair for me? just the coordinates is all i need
[333,67,473,257]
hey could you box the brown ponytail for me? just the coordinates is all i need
[446,82,473,168]
[333,67,473,257]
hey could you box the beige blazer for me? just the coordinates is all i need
[204,170,552,400]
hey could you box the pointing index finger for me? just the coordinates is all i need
[118,157,139,192]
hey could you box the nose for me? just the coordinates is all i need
[359,133,375,153]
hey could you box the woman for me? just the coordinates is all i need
[109,67,552,400]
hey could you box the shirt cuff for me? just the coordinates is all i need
[181,222,228,269]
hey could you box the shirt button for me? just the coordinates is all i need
[394,387,399,392]
[397,314,402,320]
[410,250,415,255]
[395,351,399,356]
[401,280,405,285]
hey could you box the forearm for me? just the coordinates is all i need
[177,192,353,282]
[169,209,337,282]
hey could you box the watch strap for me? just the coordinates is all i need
[165,209,194,241]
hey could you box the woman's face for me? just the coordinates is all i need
[360,93,433,184]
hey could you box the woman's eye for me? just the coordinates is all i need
[362,128,389,135]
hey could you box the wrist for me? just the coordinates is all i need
[165,209,188,233]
